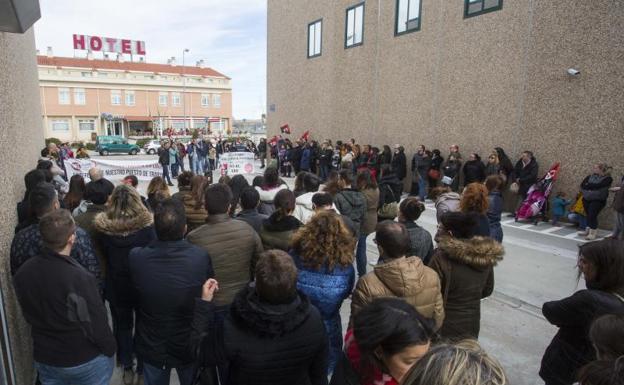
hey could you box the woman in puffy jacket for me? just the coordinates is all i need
[290,211,355,374]
[578,163,613,240]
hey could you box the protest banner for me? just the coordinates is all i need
[219,152,255,176]
[65,158,163,182]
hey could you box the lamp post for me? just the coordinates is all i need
[182,48,189,132]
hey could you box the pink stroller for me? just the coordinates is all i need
[515,163,561,225]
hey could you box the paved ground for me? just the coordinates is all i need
[96,154,597,385]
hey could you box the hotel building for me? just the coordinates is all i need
[38,49,232,142]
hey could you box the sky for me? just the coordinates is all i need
[34,0,267,120]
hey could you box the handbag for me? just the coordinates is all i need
[377,185,399,219]
[509,182,520,194]
[428,169,441,180]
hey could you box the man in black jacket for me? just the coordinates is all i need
[14,209,116,385]
[129,199,214,385]
[158,141,174,186]
[512,151,539,212]
[192,250,328,385]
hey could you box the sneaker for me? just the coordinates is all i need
[168,183,174,186]
[122,368,134,385]
[134,374,144,385]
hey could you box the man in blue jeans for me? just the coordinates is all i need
[13,209,116,385]
[130,199,214,385]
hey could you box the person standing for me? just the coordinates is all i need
[485,175,505,242]
[579,163,613,240]
[235,187,269,233]
[512,151,539,211]
[191,251,329,385]
[259,189,303,251]
[398,197,434,265]
[94,185,156,385]
[429,212,504,341]
[177,142,187,173]
[413,147,432,201]
[130,199,214,385]
[539,239,624,385]
[186,138,198,175]
[11,183,101,282]
[258,138,267,169]
[289,211,355,374]
[158,141,173,186]
[331,170,367,239]
[427,149,444,194]
[459,183,491,238]
[196,138,207,175]
[462,153,486,186]
[169,141,180,178]
[391,145,407,183]
[355,170,379,278]
[350,221,444,330]
[186,183,264,319]
[14,210,116,385]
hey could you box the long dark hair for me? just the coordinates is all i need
[353,298,435,383]
[578,239,624,292]
[228,175,250,216]
[63,174,86,212]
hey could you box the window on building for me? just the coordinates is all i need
[213,94,221,108]
[201,94,210,107]
[125,91,136,106]
[111,90,121,105]
[465,0,503,18]
[172,93,181,107]
[73,88,86,105]
[78,119,95,132]
[308,19,322,58]
[345,3,365,48]
[396,0,421,35]
[58,88,70,105]
[51,119,70,132]
[81,71,92,77]
[159,92,168,106]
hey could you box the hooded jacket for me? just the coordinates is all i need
[191,286,328,385]
[94,210,155,307]
[334,189,367,236]
[428,236,504,341]
[259,214,303,251]
[435,192,461,222]
[391,151,407,180]
[255,184,289,215]
[293,192,338,225]
[187,214,263,306]
[350,256,444,330]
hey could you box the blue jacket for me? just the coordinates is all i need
[300,148,312,170]
[487,192,504,242]
[290,251,354,373]
[129,240,213,368]
[552,197,571,217]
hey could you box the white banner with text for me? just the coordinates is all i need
[219,152,255,176]
[65,158,163,182]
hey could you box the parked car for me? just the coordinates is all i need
[95,136,140,156]
[143,140,162,155]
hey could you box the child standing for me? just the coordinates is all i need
[552,192,571,226]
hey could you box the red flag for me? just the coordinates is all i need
[300,130,310,142]
[269,135,279,147]
[280,124,291,134]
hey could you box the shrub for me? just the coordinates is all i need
[85,142,96,151]
[135,138,151,148]
[70,141,85,149]
[45,137,62,147]
[192,128,200,139]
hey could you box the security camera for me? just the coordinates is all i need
[567,68,581,76]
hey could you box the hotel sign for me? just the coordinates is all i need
[73,34,146,55]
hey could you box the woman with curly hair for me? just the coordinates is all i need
[182,175,209,232]
[290,210,355,374]
[460,182,491,237]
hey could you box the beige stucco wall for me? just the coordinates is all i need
[0,28,45,384]
[267,0,624,225]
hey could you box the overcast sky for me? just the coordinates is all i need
[34,0,267,120]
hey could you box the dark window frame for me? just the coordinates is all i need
[307,19,323,59]
[395,0,422,36]
[344,2,366,49]
[464,0,503,19]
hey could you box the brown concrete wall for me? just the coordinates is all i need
[0,28,45,384]
[267,0,624,225]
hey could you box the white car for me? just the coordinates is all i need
[143,140,161,155]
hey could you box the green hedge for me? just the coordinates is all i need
[86,143,96,151]
[45,137,62,147]
[135,138,151,148]
[70,141,85,149]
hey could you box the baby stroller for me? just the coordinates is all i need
[515,163,561,225]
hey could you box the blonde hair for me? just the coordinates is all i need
[147,176,170,198]
[106,185,150,220]
[402,340,507,385]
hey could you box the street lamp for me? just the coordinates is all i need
[182,48,189,133]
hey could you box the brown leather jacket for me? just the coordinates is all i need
[187,214,263,306]
[350,256,445,330]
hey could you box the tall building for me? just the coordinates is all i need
[38,50,233,142]
[267,0,624,216]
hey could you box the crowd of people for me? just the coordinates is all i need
[8,140,624,385]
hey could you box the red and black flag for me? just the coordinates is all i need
[280,124,291,134]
